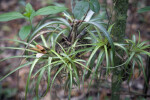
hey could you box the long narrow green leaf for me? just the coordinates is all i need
[72,64,80,88]
[0,55,36,62]
[134,57,142,77]
[137,31,141,45]
[50,65,64,92]
[25,59,39,100]
[73,59,86,63]
[36,67,46,99]
[108,23,115,34]
[110,50,114,67]
[141,50,150,57]
[86,47,99,67]
[95,50,105,73]
[126,52,135,66]
[0,47,37,53]
[60,53,80,88]
[125,39,136,44]
[82,46,99,83]
[32,64,50,78]
[138,6,150,13]
[138,41,149,47]
[137,55,148,85]
[69,47,94,56]
[94,26,102,39]
[41,35,48,47]
[54,29,67,48]
[29,21,64,40]
[114,43,128,55]
[57,42,67,54]
[74,61,91,71]
[0,62,33,81]
[132,35,136,43]
[55,18,71,29]
[63,12,73,22]
[88,50,104,90]
[0,39,35,47]
[140,45,150,50]
[42,57,52,97]
[50,60,63,66]
[104,45,109,74]
[86,52,97,79]
[128,60,136,81]
[86,21,115,52]
[107,59,129,69]
[86,28,99,41]
[51,50,68,66]
[68,64,72,100]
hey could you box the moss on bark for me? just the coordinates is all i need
[111,0,129,100]
[112,0,128,42]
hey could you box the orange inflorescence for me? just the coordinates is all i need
[30,44,47,54]
[36,44,44,50]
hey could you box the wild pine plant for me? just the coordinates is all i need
[0,1,150,100]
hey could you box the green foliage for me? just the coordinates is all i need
[19,25,32,40]
[0,1,150,100]
[35,6,67,16]
[0,12,24,22]
[0,3,67,40]
[124,34,150,81]
[23,3,35,21]
[72,0,100,19]
[138,6,150,13]
[89,0,100,13]
[73,1,89,19]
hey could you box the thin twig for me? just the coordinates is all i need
[76,25,89,39]
[77,8,90,27]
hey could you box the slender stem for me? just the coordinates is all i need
[29,18,33,29]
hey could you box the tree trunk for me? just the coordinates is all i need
[65,0,71,11]
[111,0,129,100]
[143,54,150,98]
[146,0,150,6]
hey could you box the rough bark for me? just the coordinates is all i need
[111,0,129,100]
[65,0,71,11]
[146,0,150,6]
[143,54,150,98]
[144,0,150,97]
